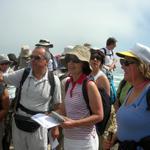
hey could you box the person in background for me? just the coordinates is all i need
[0,46,62,150]
[7,53,18,71]
[0,54,16,150]
[18,45,32,69]
[35,39,58,71]
[103,43,150,150]
[0,55,15,102]
[90,49,110,96]
[100,37,117,104]
[0,82,10,150]
[56,45,104,150]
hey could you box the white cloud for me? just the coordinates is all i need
[0,0,150,55]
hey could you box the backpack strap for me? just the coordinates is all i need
[117,79,127,99]
[146,88,150,111]
[64,77,93,114]
[16,68,56,114]
[65,79,70,93]
[47,71,55,112]
[15,68,30,111]
[101,48,113,56]
[82,79,92,114]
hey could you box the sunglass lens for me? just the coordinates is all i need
[65,55,80,63]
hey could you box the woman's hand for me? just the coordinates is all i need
[61,117,76,128]
[102,133,117,150]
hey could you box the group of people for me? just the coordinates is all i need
[0,37,149,150]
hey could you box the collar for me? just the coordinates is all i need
[28,68,48,81]
[69,74,87,84]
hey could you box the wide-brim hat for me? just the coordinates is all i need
[116,43,150,64]
[0,54,12,64]
[65,45,91,63]
[35,39,53,48]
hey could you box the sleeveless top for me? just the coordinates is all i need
[94,70,106,81]
[117,84,150,142]
[64,75,96,140]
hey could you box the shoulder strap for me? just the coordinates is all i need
[48,71,55,97]
[102,48,113,56]
[82,79,92,114]
[101,48,106,55]
[16,68,30,111]
[65,79,70,93]
[48,71,55,111]
[146,88,150,111]
[117,79,127,99]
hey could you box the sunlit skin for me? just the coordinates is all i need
[30,48,48,80]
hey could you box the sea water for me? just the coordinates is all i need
[113,64,124,90]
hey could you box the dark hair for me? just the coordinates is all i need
[106,37,117,46]
[82,62,91,75]
[90,49,105,65]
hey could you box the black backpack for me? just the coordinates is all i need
[15,67,55,115]
[65,77,111,135]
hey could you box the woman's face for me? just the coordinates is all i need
[120,57,140,83]
[65,54,83,75]
[90,57,102,71]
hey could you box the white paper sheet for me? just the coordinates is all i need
[31,113,61,129]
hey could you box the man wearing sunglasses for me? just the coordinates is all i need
[0,47,62,150]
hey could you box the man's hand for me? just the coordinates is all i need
[51,127,59,140]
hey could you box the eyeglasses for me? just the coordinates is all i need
[31,55,45,61]
[120,59,136,66]
[65,55,81,63]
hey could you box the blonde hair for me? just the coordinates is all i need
[136,58,150,80]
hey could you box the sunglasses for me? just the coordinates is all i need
[65,55,81,63]
[120,59,136,66]
[90,55,102,61]
[31,55,45,61]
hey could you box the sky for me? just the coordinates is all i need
[0,0,150,56]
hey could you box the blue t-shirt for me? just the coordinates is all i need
[117,84,150,142]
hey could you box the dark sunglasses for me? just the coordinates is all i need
[120,59,136,66]
[90,54,102,61]
[31,55,45,61]
[65,55,81,63]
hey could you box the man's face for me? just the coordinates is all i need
[31,47,48,71]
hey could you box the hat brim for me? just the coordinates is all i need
[116,51,137,58]
[0,60,12,64]
[35,43,53,48]
[65,51,89,63]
